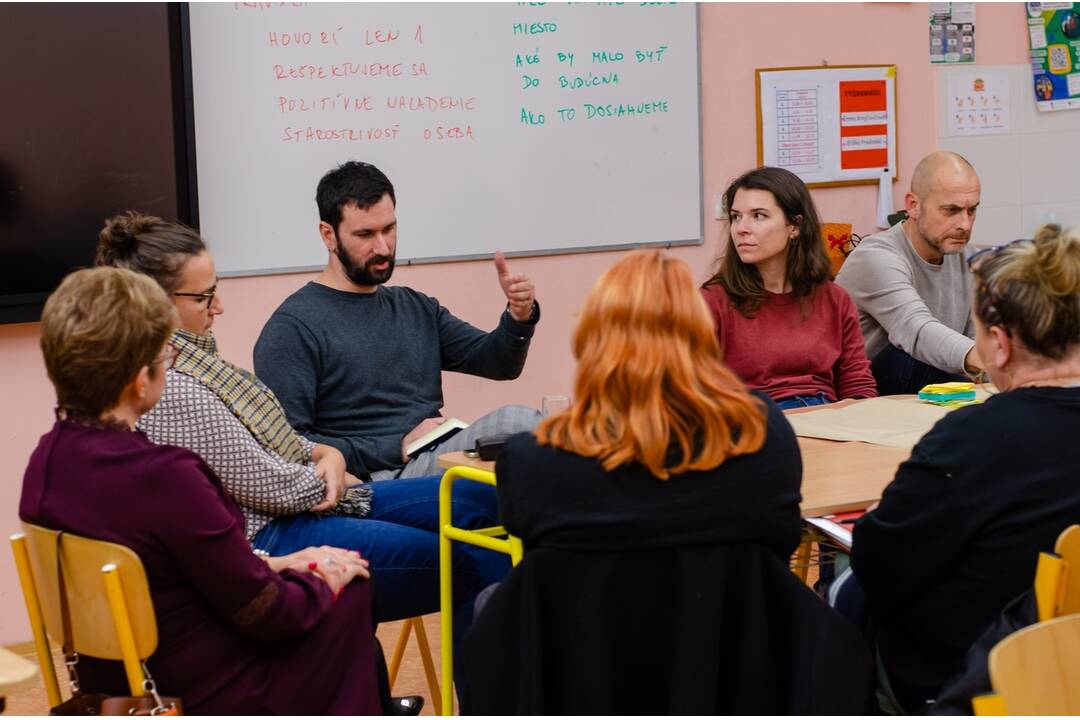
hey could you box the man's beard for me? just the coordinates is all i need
[917,214,970,256]
[335,235,396,286]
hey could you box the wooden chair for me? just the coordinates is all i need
[387,617,441,714]
[1034,524,1080,621]
[10,524,160,706]
[982,613,1080,714]
[972,524,1080,715]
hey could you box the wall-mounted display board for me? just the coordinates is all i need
[756,65,898,188]
[186,3,702,276]
[1026,1,1080,112]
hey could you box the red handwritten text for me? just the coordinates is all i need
[386,95,475,112]
[423,125,475,141]
[366,28,399,46]
[273,62,403,80]
[282,125,402,143]
[277,95,374,112]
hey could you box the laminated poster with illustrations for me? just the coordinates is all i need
[1027,2,1080,111]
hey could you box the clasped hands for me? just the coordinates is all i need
[265,545,369,597]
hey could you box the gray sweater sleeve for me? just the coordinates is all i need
[437,303,536,379]
[838,243,974,374]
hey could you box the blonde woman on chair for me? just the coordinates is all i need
[21,267,380,714]
[848,224,1080,712]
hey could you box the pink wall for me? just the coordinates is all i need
[0,3,1028,644]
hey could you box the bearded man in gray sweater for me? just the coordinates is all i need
[255,161,541,479]
[837,151,985,395]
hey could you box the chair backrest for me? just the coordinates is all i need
[1055,525,1080,616]
[460,543,872,714]
[988,613,1080,714]
[1034,524,1080,621]
[17,522,158,660]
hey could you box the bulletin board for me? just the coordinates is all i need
[755,65,898,188]
[1026,1,1080,112]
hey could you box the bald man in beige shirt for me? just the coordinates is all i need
[836,151,985,394]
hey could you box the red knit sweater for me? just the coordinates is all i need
[700,282,878,402]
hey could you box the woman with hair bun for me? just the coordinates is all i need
[95,211,507,650]
[22,267,380,714]
[847,224,1080,712]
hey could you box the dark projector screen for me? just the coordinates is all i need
[0,3,190,323]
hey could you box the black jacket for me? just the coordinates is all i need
[461,397,872,714]
[853,387,1080,711]
[460,544,872,714]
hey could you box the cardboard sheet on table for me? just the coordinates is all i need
[786,396,976,449]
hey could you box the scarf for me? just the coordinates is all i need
[172,329,307,463]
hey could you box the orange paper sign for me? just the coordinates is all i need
[838,80,888,170]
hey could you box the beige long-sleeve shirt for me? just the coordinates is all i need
[835,222,975,374]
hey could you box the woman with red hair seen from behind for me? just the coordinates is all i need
[496,248,800,557]
[457,250,866,714]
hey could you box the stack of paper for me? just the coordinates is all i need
[785,396,985,450]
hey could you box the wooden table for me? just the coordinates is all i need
[438,450,493,472]
[795,437,907,516]
[439,434,908,519]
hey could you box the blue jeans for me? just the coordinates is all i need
[871,343,967,396]
[252,476,510,641]
[774,392,831,410]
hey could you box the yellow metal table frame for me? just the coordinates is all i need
[438,465,521,716]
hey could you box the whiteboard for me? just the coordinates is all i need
[186,2,701,275]
[937,63,1080,247]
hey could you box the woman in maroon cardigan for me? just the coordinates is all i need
[21,266,382,715]
[701,166,877,408]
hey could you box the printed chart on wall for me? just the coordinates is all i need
[756,65,897,188]
[1027,1,1080,111]
[186,3,701,275]
[929,2,976,65]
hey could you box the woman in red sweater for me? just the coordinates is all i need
[702,167,877,408]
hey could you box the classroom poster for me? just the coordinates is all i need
[757,65,897,188]
[946,73,1011,135]
[1027,2,1080,111]
[930,3,976,64]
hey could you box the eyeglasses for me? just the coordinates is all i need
[967,238,1031,270]
[170,286,218,306]
[153,343,178,370]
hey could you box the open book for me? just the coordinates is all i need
[804,510,865,552]
[404,418,470,458]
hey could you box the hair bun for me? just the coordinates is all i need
[96,211,160,264]
[1029,223,1080,299]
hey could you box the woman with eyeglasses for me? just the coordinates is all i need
[22,267,379,713]
[843,224,1080,712]
[95,212,508,646]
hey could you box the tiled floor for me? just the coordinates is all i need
[3,615,445,716]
